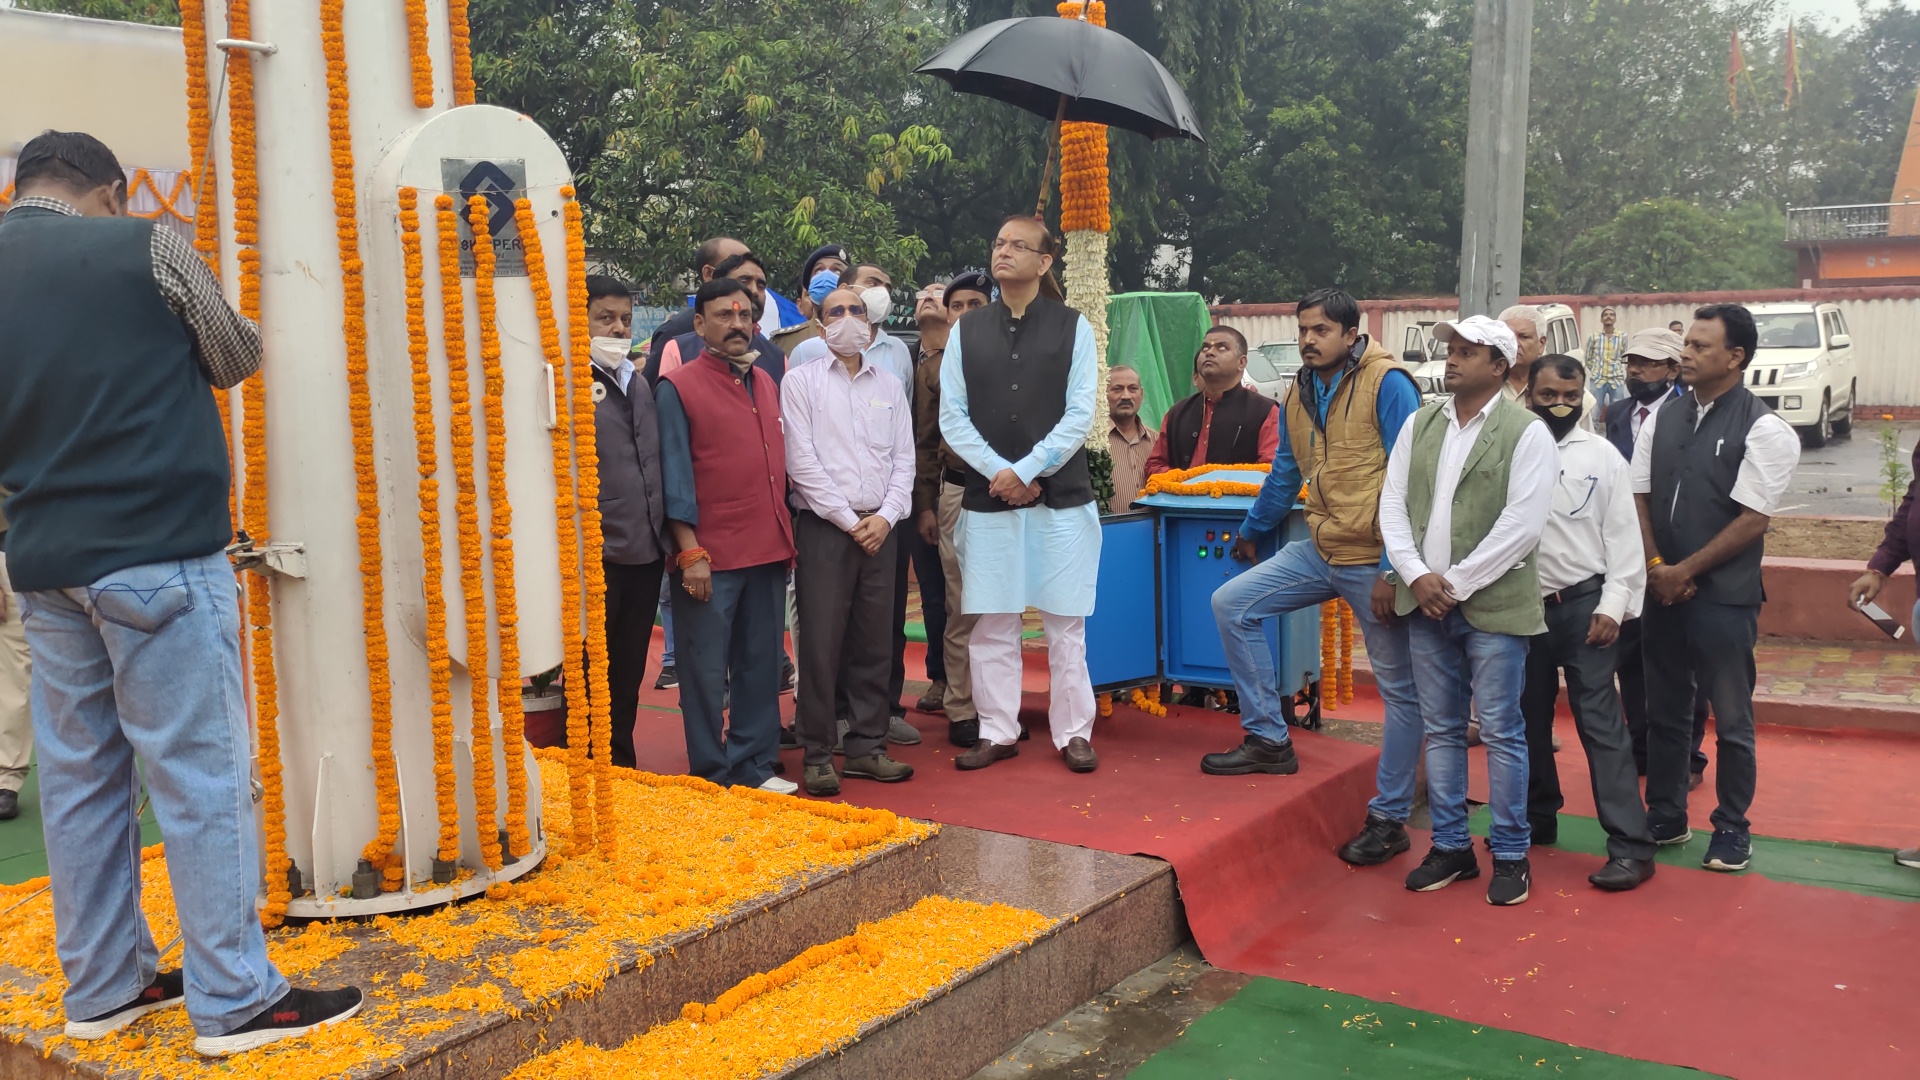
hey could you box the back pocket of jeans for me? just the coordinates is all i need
[88,562,195,633]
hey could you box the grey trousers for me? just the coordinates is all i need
[672,560,785,788]
[1521,587,1655,861]
[794,512,898,768]
[1641,597,1760,836]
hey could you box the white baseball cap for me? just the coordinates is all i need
[1432,314,1518,362]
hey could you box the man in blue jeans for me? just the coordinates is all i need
[0,131,361,1055]
[1204,289,1425,867]
[1379,314,1557,906]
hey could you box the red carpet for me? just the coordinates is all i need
[1226,839,1920,1080]
[618,629,1384,961]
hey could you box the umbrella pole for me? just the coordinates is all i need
[1035,93,1069,217]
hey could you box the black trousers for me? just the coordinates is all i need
[1618,617,1710,775]
[1641,598,1761,836]
[1521,589,1655,861]
[796,512,899,767]
[909,524,948,685]
[604,558,665,768]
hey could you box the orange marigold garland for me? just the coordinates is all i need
[436,194,502,871]
[320,0,403,890]
[563,185,615,858]
[515,197,594,856]
[401,189,461,864]
[449,0,476,106]
[469,196,532,861]
[1337,599,1355,705]
[184,0,233,522]
[1139,462,1271,500]
[404,0,434,108]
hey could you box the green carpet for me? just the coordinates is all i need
[1467,808,1920,903]
[1129,978,1718,1079]
[0,765,163,887]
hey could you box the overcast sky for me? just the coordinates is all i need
[1781,0,1882,30]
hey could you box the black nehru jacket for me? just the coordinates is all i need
[955,294,1094,513]
[1646,384,1771,606]
[1161,384,1276,471]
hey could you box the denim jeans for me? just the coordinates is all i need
[1592,382,1626,411]
[1409,608,1531,859]
[658,569,676,666]
[1210,540,1422,821]
[20,551,288,1035]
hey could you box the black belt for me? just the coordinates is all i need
[943,468,970,487]
[1544,574,1605,607]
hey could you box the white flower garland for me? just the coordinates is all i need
[1064,227,1111,448]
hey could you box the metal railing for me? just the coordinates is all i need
[1785,203,1906,241]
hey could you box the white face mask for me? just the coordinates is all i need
[859,285,892,326]
[822,315,872,356]
[589,336,631,368]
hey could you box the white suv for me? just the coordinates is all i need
[1743,302,1856,447]
[1402,303,1585,399]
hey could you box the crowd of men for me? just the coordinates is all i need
[4,129,1920,1055]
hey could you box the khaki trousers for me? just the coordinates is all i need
[936,482,977,722]
[0,553,31,791]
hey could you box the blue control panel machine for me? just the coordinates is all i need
[1083,467,1323,728]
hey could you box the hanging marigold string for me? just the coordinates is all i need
[1319,599,1338,709]
[1056,0,1113,448]
[401,189,461,864]
[469,196,532,861]
[179,0,218,273]
[404,0,434,108]
[448,0,476,106]
[515,197,594,856]
[320,0,403,890]
[436,194,502,871]
[1336,599,1355,705]
[1138,462,1272,499]
[563,185,615,857]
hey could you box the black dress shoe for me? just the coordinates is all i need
[1529,816,1558,847]
[1588,857,1656,891]
[0,789,18,821]
[1338,815,1410,866]
[1200,735,1299,776]
[948,718,980,748]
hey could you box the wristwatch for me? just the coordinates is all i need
[1381,570,1401,587]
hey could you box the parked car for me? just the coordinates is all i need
[1401,303,1585,401]
[1743,301,1856,447]
[1245,340,1302,399]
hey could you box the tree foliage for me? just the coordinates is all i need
[15,0,178,23]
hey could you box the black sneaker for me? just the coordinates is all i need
[1487,857,1531,906]
[1199,735,1299,776]
[1529,816,1558,847]
[1337,815,1411,866]
[948,717,979,747]
[64,970,184,1039]
[1404,846,1480,892]
[194,986,364,1058]
[1702,830,1751,872]
[1650,817,1692,847]
[0,788,17,820]
[653,664,678,690]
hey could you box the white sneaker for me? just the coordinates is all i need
[758,775,799,795]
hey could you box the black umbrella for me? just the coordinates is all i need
[915,17,1204,144]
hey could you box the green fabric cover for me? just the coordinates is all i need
[1105,292,1213,429]
[1130,977,1719,1079]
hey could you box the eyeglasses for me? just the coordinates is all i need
[823,303,868,319]
[915,288,944,302]
[991,238,1044,255]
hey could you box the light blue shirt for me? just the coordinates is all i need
[787,326,913,389]
[594,356,635,396]
[938,316,1098,485]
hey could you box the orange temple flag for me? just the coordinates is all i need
[1784,20,1801,109]
[1728,29,1747,114]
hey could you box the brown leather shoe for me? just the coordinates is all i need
[1061,737,1098,773]
[955,740,1019,770]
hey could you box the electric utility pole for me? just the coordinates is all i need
[1457,0,1533,318]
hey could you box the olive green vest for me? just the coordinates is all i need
[1392,397,1546,637]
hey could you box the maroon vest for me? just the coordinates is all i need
[661,350,795,571]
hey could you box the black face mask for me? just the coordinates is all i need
[1532,401,1582,441]
[1625,377,1672,403]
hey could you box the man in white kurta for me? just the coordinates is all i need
[939,215,1102,773]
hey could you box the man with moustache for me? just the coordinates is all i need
[644,235,749,367]
[1105,365,1156,511]
[647,250,787,386]
[1500,305,1595,432]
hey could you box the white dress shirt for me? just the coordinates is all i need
[1628,391,1801,516]
[1626,388,1675,445]
[592,354,635,395]
[780,353,915,532]
[1380,394,1559,602]
[1536,426,1644,624]
[787,326,914,389]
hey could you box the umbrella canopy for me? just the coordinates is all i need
[915,17,1203,143]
